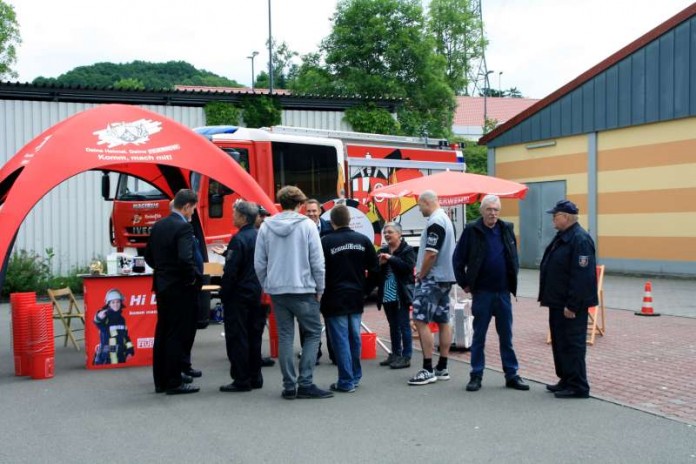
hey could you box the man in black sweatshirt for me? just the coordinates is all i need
[320,205,379,393]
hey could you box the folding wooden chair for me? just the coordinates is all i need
[546,265,606,345]
[587,265,606,345]
[202,262,223,294]
[48,287,86,351]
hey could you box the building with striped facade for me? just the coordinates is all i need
[480,4,696,276]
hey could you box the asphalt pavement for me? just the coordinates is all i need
[0,270,695,463]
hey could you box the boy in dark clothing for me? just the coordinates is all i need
[321,205,379,393]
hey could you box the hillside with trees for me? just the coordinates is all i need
[31,60,242,90]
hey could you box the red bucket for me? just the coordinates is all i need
[13,354,33,376]
[30,354,55,380]
[10,293,36,376]
[360,332,377,360]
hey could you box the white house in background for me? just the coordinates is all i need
[453,96,539,141]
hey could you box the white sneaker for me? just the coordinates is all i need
[434,368,450,381]
[408,369,437,386]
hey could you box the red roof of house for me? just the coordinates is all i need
[479,3,696,145]
[454,96,539,127]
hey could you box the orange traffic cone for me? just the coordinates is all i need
[635,281,660,317]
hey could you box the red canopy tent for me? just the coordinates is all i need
[368,170,528,206]
[0,104,277,289]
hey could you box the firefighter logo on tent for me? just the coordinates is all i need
[94,119,162,148]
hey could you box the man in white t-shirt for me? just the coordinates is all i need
[408,190,457,386]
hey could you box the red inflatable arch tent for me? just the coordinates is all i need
[0,104,277,290]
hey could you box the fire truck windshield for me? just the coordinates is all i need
[115,175,167,201]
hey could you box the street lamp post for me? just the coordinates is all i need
[483,70,494,133]
[247,51,259,90]
[498,71,503,96]
[268,0,273,94]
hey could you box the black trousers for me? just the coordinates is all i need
[549,307,590,393]
[154,285,197,390]
[223,299,266,387]
[180,289,202,372]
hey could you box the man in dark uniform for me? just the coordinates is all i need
[539,199,598,399]
[219,201,265,392]
[144,189,202,395]
[320,204,379,392]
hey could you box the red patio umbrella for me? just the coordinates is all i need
[368,170,528,206]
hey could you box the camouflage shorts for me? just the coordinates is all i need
[412,277,452,324]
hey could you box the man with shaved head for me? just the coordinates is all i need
[408,190,457,386]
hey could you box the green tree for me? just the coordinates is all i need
[241,96,281,128]
[0,0,21,79]
[33,60,242,90]
[458,140,487,221]
[288,52,334,94]
[427,0,486,96]
[254,40,299,89]
[483,117,498,135]
[322,0,455,138]
[113,78,145,90]
[344,103,400,134]
[506,87,523,98]
[204,101,241,126]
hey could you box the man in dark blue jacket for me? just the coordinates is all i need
[452,194,529,392]
[220,201,264,392]
[321,205,379,392]
[539,199,598,399]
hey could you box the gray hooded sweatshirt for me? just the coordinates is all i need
[254,210,325,295]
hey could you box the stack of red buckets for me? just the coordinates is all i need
[10,292,55,379]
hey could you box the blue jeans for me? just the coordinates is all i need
[326,313,362,390]
[470,291,519,380]
[271,294,322,391]
[383,302,412,358]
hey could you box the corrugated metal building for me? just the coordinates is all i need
[0,83,398,273]
[480,4,696,276]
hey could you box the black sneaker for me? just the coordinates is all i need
[379,354,397,366]
[296,384,334,399]
[390,356,411,369]
[281,388,297,400]
[466,375,482,392]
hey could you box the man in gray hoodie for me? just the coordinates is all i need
[254,186,333,400]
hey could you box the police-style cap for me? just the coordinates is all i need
[546,199,579,214]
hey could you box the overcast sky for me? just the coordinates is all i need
[8,0,695,99]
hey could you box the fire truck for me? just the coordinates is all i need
[103,125,466,253]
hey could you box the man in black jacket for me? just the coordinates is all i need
[219,201,265,392]
[539,199,597,399]
[452,194,529,392]
[321,205,379,393]
[144,189,202,395]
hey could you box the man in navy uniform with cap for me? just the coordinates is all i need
[539,199,598,399]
